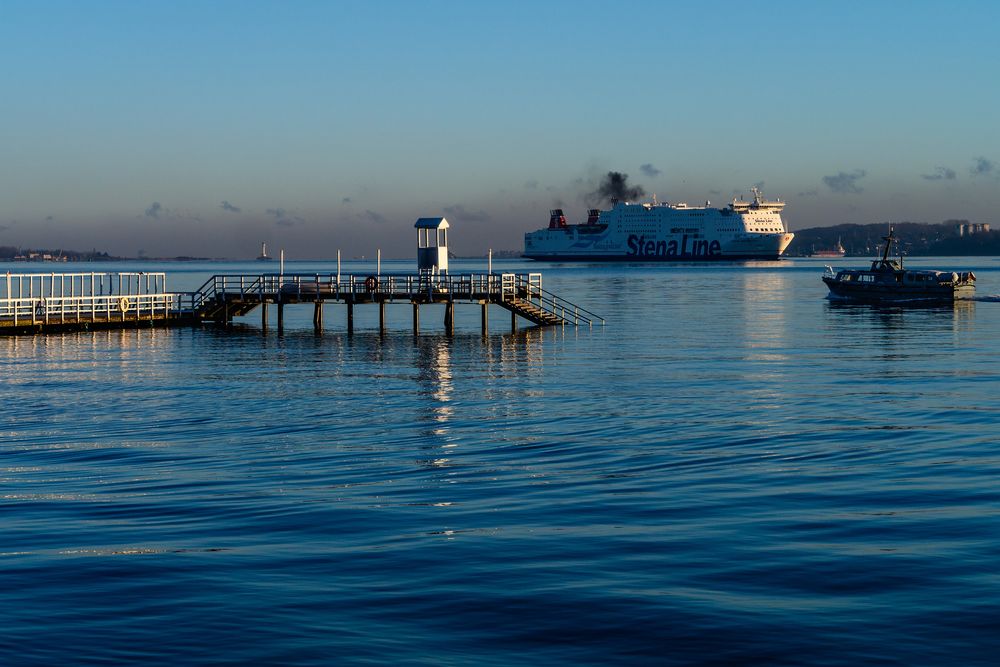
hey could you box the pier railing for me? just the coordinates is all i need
[0,271,192,327]
[1,293,183,326]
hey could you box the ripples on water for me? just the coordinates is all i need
[3,259,1000,665]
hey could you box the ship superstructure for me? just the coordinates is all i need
[523,187,794,261]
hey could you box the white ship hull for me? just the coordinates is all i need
[524,190,794,261]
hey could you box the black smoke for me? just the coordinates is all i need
[591,171,645,205]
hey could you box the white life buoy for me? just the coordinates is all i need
[119,297,131,313]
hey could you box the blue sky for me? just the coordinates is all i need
[2,1,999,258]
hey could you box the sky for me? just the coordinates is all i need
[2,0,999,258]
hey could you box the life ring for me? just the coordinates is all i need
[119,297,131,313]
[365,275,378,292]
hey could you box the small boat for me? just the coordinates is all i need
[822,226,975,302]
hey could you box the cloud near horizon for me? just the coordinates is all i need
[443,204,492,223]
[363,210,388,225]
[640,163,661,177]
[221,200,242,213]
[922,166,956,181]
[822,169,867,194]
[971,156,995,176]
[145,202,162,218]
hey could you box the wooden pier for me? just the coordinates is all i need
[0,271,602,336]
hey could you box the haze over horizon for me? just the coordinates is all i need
[3,1,999,259]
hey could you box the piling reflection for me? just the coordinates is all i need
[413,337,456,473]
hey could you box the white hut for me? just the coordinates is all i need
[415,217,449,275]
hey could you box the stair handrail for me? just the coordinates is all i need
[534,284,605,325]
[509,274,604,326]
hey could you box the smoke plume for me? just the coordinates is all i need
[591,171,645,205]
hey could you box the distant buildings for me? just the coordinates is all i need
[956,222,991,236]
[12,252,68,262]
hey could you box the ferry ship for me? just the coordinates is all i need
[523,187,794,261]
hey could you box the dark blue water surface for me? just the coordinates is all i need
[3,258,1000,665]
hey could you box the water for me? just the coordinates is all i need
[3,258,1000,665]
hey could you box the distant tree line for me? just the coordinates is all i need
[0,246,120,261]
[787,220,1000,256]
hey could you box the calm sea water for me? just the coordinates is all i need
[3,257,1000,665]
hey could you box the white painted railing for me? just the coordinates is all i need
[0,272,190,327]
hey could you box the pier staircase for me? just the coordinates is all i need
[500,297,565,326]
[496,273,583,326]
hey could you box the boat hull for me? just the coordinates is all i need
[823,277,975,302]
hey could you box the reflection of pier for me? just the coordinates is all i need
[0,271,603,336]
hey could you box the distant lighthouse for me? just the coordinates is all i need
[256,242,273,261]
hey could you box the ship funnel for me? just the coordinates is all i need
[549,209,568,229]
[610,197,619,208]
[586,209,601,225]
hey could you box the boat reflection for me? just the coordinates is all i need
[823,298,975,340]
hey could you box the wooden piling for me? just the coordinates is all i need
[481,302,488,335]
[261,302,268,331]
[313,301,323,333]
[277,301,284,332]
[444,300,454,336]
[346,300,354,335]
[412,302,420,335]
[379,300,386,335]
